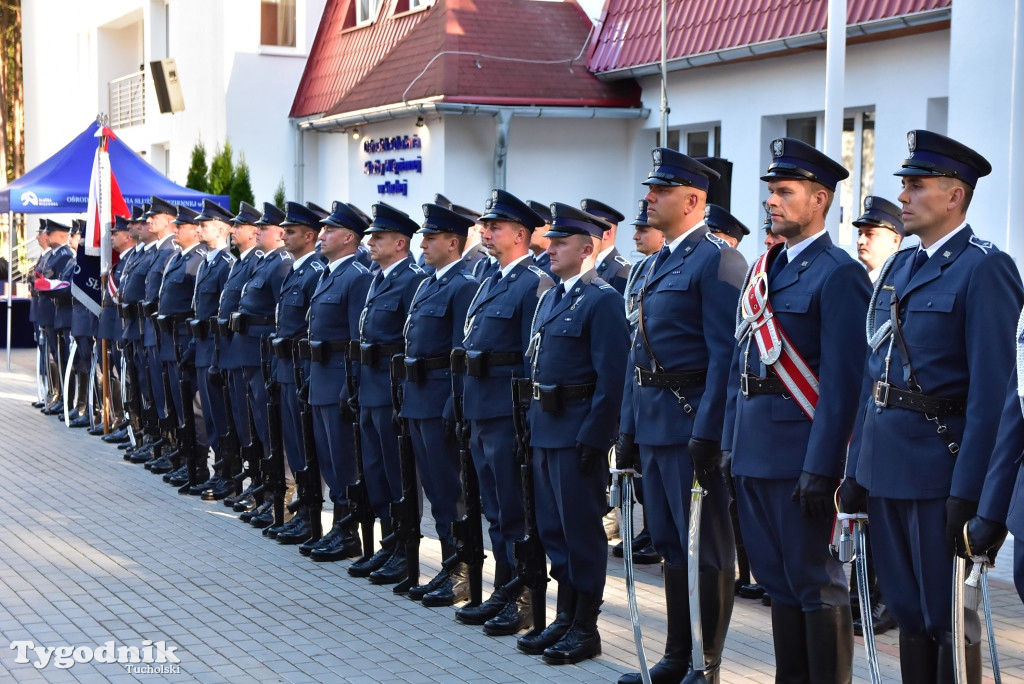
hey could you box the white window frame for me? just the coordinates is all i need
[259,0,309,57]
[357,0,385,27]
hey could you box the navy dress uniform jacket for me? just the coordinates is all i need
[274,253,325,383]
[357,256,428,409]
[401,262,477,421]
[119,245,155,343]
[53,253,76,331]
[44,246,74,330]
[849,228,1024,499]
[192,250,235,368]
[142,239,178,347]
[622,228,747,447]
[236,247,292,366]
[33,249,54,327]
[218,249,262,371]
[307,257,373,406]
[727,235,870,479]
[595,246,631,296]
[98,250,131,342]
[463,259,554,420]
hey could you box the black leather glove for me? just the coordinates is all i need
[443,419,458,443]
[945,496,978,558]
[297,380,310,404]
[838,476,868,514]
[688,437,722,489]
[791,471,835,519]
[959,515,1007,562]
[207,365,224,387]
[177,345,195,371]
[576,442,603,475]
[614,433,641,472]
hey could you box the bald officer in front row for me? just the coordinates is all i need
[843,131,1024,683]
[616,149,746,684]
[727,139,870,683]
[520,203,628,664]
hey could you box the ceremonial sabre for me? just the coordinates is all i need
[610,463,651,684]
[63,337,77,427]
[977,560,1001,684]
[687,477,708,683]
[952,557,970,684]
[852,516,882,684]
[957,552,1000,684]
[35,344,45,403]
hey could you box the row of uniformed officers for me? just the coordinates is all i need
[29,128,1024,684]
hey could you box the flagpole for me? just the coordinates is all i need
[5,210,12,372]
[99,129,111,432]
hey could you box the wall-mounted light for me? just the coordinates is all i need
[351,128,360,139]
[415,116,425,127]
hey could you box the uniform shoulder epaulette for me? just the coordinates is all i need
[614,254,631,267]
[353,261,370,274]
[459,271,475,281]
[409,262,424,274]
[254,249,265,258]
[705,232,727,249]
[219,252,235,265]
[968,235,996,254]
[309,259,325,272]
[280,251,294,261]
[527,264,546,278]
[196,246,208,257]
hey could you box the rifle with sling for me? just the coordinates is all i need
[342,341,375,562]
[387,354,421,594]
[169,322,200,494]
[291,340,324,541]
[511,377,548,632]
[261,335,288,530]
[442,348,486,606]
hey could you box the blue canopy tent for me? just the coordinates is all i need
[1,120,230,368]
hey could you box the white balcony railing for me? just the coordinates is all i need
[108,71,145,129]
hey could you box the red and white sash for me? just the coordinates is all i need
[741,248,819,420]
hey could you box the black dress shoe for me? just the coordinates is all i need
[232,495,257,513]
[168,468,190,487]
[633,542,662,565]
[738,583,766,600]
[129,449,155,464]
[761,593,772,606]
[309,529,363,560]
[483,591,532,636]
[853,601,897,636]
[149,457,174,475]
[226,486,255,508]
[249,506,276,529]
[42,401,64,415]
[162,464,186,483]
[68,415,91,428]
[455,585,510,625]
[422,570,472,608]
[31,400,45,409]
[409,569,452,601]
[347,546,393,577]
[87,424,105,436]
[187,472,214,496]
[277,512,313,545]
[241,501,271,524]
[201,478,235,501]
[262,510,295,537]
[298,535,321,557]
[369,549,408,585]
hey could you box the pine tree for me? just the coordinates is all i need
[208,140,234,195]
[185,140,209,192]
[229,154,255,215]
[273,179,286,209]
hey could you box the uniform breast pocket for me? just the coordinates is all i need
[771,292,812,315]
[282,291,306,307]
[550,318,584,338]
[419,303,449,318]
[320,293,342,306]
[375,299,399,313]
[483,307,515,320]
[248,276,266,290]
[646,275,692,318]
[906,293,957,348]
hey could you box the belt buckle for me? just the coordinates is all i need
[740,373,750,398]
[873,381,890,408]
[532,383,542,401]
[633,367,644,387]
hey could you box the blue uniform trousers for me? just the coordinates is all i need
[279,379,304,475]
[409,417,462,547]
[243,365,271,458]
[196,364,226,452]
[867,496,968,640]
[534,446,607,595]
[359,405,402,521]
[164,360,182,422]
[736,475,846,609]
[1016,541,1024,603]
[640,444,734,570]
[228,369,252,448]
[469,416,525,569]
[311,403,353,506]
[146,345,167,419]
[72,336,92,373]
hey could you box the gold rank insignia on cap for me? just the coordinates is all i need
[772,139,785,158]
[653,149,663,166]
[908,131,917,153]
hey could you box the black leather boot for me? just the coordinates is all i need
[618,562,691,684]
[369,545,408,585]
[899,632,937,684]
[804,605,853,684]
[543,590,602,664]
[304,507,345,556]
[681,570,735,684]
[771,602,809,683]
[519,582,577,655]
[935,632,982,684]
[348,520,393,577]
[456,561,512,625]
[422,562,471,607]
[410,542,456,601]
[276,509,312,545]
[483,579,532,636]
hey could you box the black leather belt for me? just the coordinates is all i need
[532,382,596,412]
[307,339,350,363]
[634,366,707,390]
[358,342,404,366]
[272,337,294,359]
[156,312,192,333]
[464,350,524,377]
[740,373,788,397]
[216,317,232,337]
[404,355,449,383]
[873,381,966,416]
[140,300,159,318]
[229,312,275,333]
[118,302,138,319]
[189,318,210,340]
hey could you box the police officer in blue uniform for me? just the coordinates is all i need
[727,138,869,683]
[96,214,137,441]
[30,221,53,409]
[35,219,75,416]
[454,189,554,634]
[269,201,327,543]
[842,131,1024,683]
[154,205,208,482]
[401,202,478,606]
[703,204,750,249]
[303,201,373,561]
[350,203,428,583]
[581,198,631,296]
[616,149,746,684]
[136,197,180,463]
[66,220,97,427]
[526,201,556,280]
[614,199,662,565]
[189,200,238,499]
[519,203,628,664]
[219,202,265,509]
[236,202,293,525]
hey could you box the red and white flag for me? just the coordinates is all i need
[85,126,130,271]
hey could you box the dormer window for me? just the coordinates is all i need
[357,0,383,26]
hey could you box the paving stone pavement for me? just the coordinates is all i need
[1,350,1023,682]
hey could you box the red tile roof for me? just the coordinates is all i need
[588,0,952,76]
[290,0,641,120]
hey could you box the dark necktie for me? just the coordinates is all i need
[909,249,929,277]
[769,249,789,280]
[652,246,671,275]
[369,271,384,295]
[551,283,565,307]
[488,270,502,292]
